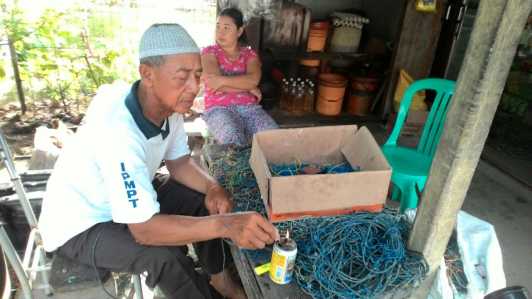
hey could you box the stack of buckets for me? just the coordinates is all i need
[316,73,348,116]
[347,76,380,116]
[300,21,329,68]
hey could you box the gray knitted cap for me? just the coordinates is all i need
[139,23,199,60]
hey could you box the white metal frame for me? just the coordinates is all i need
[0,129,52,299]
[0,129,143,299]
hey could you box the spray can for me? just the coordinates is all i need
[269,231,297,284]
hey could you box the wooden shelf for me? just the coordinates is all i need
[264,47,370,61]
[267,106,382,128]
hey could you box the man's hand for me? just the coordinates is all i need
[222,212,279,249]
[205,184,233,215]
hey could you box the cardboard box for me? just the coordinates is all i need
[250,125,391,222]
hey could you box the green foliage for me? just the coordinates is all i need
[1,1,135,110]
[500,93,529,118]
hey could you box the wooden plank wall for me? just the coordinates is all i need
[381,0,445,118]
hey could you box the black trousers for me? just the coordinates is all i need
[57,176,227,299]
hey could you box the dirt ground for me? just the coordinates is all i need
[0,98,205,161]
[0,100,87,159]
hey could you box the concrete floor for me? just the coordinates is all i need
[462,161,532,291]
[366,122,532,292]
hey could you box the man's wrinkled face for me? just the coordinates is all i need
[143,53,202,114]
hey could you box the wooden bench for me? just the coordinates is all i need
[230,245,310,299]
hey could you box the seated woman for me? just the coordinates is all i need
[201,7,278,147]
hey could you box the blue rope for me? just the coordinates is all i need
[270,162,359,176]
[276,212,427,299]
[208,147,266,215]
[208,146,427,298]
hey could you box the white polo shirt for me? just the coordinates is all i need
[39,80,190,252]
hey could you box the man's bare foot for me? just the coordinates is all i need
[210,269,247,299]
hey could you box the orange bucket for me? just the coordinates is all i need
[316,73,347,116]
[307,21,329,52]
[319,73,348,87]
[300,59,320,67]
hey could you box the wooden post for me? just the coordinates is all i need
[408,0,532,296]
[7,36,27,114]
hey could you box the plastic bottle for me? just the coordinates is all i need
[304,81,316,113]
[280,78,289,110]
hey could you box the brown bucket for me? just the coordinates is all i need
[347,76,379,116]
[347,93,372,116]
[317,73,347,116]
[300,59,320,67]
[351,76,380,93]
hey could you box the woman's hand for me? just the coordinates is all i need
[249,87,262,103]
[202,74,225,92]
[205,184,233,214]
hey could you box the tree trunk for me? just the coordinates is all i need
[7,36,26,114]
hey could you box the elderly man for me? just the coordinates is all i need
[39,23,278,299]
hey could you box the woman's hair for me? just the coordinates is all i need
[219,7,247,45]
[219,7,244,28]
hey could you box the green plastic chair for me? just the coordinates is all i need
[382,78,455,212]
